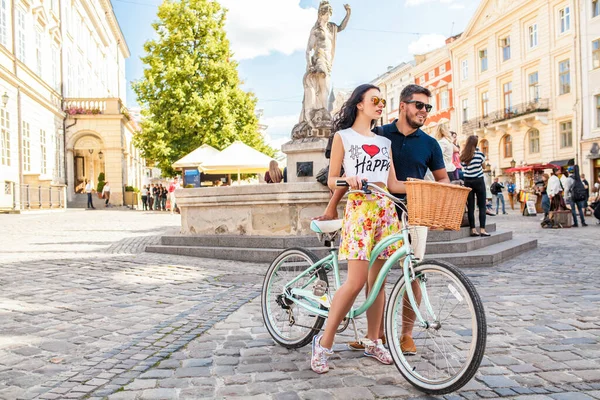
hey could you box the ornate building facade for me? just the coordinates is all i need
[371,62,414,125]
[0,0,142,210]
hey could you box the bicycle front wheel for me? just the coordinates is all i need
[261,247,328,349]
[386,259,486,394]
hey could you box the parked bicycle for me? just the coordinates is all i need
[261,182,487,395]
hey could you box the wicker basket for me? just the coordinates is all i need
[405,179,472,231]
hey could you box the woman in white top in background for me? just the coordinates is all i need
[311,84,407,374]
[435,125,456,181]
[102,182,111,207]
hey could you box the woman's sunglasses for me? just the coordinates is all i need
[404,100,433,113]
[371,96,387,107]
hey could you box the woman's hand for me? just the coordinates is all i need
[345,176,364,190]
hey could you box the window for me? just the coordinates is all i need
[440,63,446,74]
[479,49,488,72]
[55,129,64,179]
[529,24,538,48]
[428,71,434,80]
[0,0,7,46]
[503,135,513,158]
[35,30,42,77]
[52,46,59,90]
[560,121,573,148]
[0,109,8,166]
[500,36,511,61]
[596,95,600,128]
[4,181,11,195]
[594,0,600,18]
[40,130,46,175]
[593,39,600,69]
[22,121,30,171]
[503,82,513,113]
[441,90,449,109]
[529,72,540,102]
[559,59,570,95]
[480,139,489,159]
[528,128,540,153]
[559,7,570,33]
[481,91,489,117]
[461,60,468,80]
[16,8,26,62]
[462,99,468,122]
[431,92,437,112]
[389,96,396,112]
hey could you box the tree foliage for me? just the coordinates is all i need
[132,0,274,176]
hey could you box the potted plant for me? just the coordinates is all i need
[97,173,106,198]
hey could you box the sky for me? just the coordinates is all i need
[112,0,479,150]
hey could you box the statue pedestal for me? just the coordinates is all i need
[282,137,329,184]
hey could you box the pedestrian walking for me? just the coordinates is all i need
[564,165,588,227]
[460,135,490,237]
[537,174,551,219]
[102,182,111,207]
[85,179,95,209]
[153,184,160,210]
[490,177,507,215]
[168,177,179,214]
[141,185,149,210]
[435,124,457,182]
[581,173,590,211]
[507,180,516,210]
[160,184,167,211]
[548,168,564,212]
[451,131,462,180]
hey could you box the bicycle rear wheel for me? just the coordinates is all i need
[385,259,486,394]
[261,247,328,349]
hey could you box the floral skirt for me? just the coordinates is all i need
[338,191,402,261]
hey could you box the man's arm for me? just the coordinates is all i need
[431,168,450,183]
[314,188,347,221]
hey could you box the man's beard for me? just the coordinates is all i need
[405,112,424,129]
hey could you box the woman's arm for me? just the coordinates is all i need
[327,133,361,190]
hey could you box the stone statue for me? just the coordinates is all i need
[292,1,351,140]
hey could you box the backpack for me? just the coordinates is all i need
[490,183,499,195]
[570,180,587,202]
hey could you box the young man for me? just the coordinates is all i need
[315,84,448,354]
[581,173,590,211]
[85,179,95,209]
[506,180,516,210]
[490,177,507,215]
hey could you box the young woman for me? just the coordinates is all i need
[311,84,406,374]
[265,160,283,183]
[451,131,462,180]
[102,182,111,207]
[460,136,490,237]
[538,174,550,219]
[435,125,456,182]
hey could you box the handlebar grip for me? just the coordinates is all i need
[336,180,349,187]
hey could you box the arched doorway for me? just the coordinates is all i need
[72,134,105,193]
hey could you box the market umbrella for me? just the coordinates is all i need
[199,141,276,182]
[172,144,220,170]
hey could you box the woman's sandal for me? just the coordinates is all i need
[470,232,480,237]
[480,232,491,237]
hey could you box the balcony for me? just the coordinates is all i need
[462,98,549,136]
[64,98,129,118]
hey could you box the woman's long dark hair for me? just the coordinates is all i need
[460,135,479,164]
[332,84,380,133]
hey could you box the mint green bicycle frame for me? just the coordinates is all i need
[283,225,437,329]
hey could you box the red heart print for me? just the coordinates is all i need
[362,144,380,158]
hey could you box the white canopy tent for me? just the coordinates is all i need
[199,141,276,182]
[172,144,220,170]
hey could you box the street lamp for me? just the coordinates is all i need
[1,92,8,108]
[98,151,103,160]
[484,162,491,173]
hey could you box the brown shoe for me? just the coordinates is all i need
[400,335,417,355]
[348,334,386,351]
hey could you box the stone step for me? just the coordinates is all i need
[158,223,499,249]
[424,237,538,268]
[146,234,536,268]
[68,194,91,208]
[425,230,512,254]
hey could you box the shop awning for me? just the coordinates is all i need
[199,141,276,175]
[504,163,560,173]
[549,158,574,167]
[172,144,220,169]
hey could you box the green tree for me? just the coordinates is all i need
[132,0,274,176]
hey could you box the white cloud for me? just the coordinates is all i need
[449,3,465,9]
[220,0,316,60]
[408,34,446,55]
[405,0,459,7]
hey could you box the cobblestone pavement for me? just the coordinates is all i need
[0,208,599,399]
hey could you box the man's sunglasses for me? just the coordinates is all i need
[371,96,387,107]
[404,100,433,113]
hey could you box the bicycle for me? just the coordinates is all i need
[261,182,487,395]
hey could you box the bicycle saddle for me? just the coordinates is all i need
[310,219,343,233]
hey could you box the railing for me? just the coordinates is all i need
[64,98,124,116]
[462,98,549,135]
[17,184,67,210]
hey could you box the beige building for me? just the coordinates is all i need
[579,0,600,181]
[0,0,143,211]
[451,0,579,180]
[371,62,414,125]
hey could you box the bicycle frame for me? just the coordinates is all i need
[284,224,437,329]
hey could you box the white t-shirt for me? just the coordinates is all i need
[437,137,456,172]
[102,185,111,194]
[338,128,392,184]
[85,183,93,193]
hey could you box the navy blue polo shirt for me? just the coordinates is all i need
[373,119,445,195]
